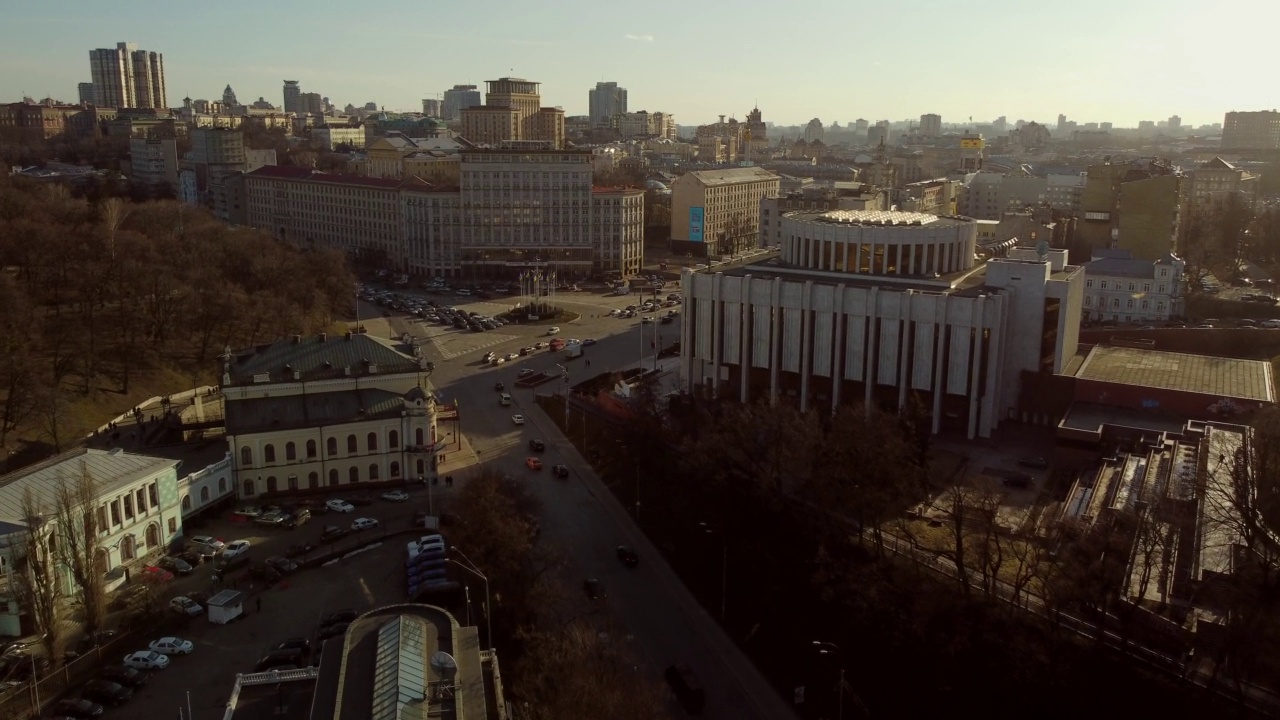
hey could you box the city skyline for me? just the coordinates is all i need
[0,0,1274,128]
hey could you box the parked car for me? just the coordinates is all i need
[232,507,263,519]
[284,509,311,529]
[1002,474,1033,489]
[148,637,193,655]
[80,678,133,705]
[320,526,350,542]
[616,546,639,568]
[273,638,312,657]
[317,622,351,641]
[169,596,203,617]
[186,535,224,550]
[255,511,288,527]
[528,439,546,452]
[157,556,193,575]
[51,697,105,718]
[255,648,306,672]
[381,490,410,502]
[99,665,148,687]
[216,554,251,574]
[546,327,560,335]
[1017,456,1049,469]
[326,499,355,514]
[348,495,374,507]
[285,542,317,558]
[138,566,174,584]
[122,651,169,670]
[322,609,359,626]
[352,517,379,531]
[518,368,535,377]
[265,556,298,574]
[222,540,251,559]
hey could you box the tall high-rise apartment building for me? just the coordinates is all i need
[442,85,481,120]
[1221,110,1280,151]
[485,78,540,123]
[588,82,627,128]
[282,80,301,113]
[88,42,167,109]
[422,98,441,117]
[299,92,324,114]
[919,113,942,136]
[78,82,95,104]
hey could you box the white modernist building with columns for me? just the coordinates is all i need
[680,210,1084,438]
[222,332,440,499]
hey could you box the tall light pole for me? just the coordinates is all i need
[450,548,492,650]
[556,363,569,430]
[699,521,727,622]
[813,641,867,720]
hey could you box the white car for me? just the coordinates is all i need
[326,499,355,513]
[534,341,548,349]
[512,414,525,425]
[518,368,535,378]
[381,490,410,502]
[566,339,580,345]
[546,327,560,335]
[124,650,170,670]
[149,637,194,655]
[189,536,224,553]
[169,596,203,617]
[352,517,379,531]
[222,540,251,559]
[609,309,621,317]
[505,352,519,361]
[641,316,655,323]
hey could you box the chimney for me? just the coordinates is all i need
[319,333,328,342]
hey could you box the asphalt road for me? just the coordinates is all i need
[368,287,799,720]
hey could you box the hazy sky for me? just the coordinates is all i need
[1,0,1275,128]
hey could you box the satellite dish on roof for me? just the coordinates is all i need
[430,651,457,679]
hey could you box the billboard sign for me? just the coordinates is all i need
[689,207,705,242]
[959,137,985,149]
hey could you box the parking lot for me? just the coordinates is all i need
[28,485,457,720]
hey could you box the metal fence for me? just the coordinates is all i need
[0,628,141,720]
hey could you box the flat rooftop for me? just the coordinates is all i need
[228,672,317,720]
[801,209,969,228]
[1072,346,1275,402]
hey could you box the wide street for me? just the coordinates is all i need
[366,286,800,720]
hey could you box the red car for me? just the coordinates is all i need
[525,457,543,471]
[139,566,174,584]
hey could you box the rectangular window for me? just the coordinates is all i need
[97,506,107,531]
[1086,279,1093,288]
[1143,283,1151,292]
[123,495,134,520]
[136,488,146,513]
[149,483,158,507]
[168,518,176,534]
[1100,281,1107,289]
[110,501,121,526]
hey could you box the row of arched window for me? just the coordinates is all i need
[240,458,423,496]
[180,477,230,512]
[240,428,427,467]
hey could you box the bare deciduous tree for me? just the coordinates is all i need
[14,489,60,660]
[53,467,107,632]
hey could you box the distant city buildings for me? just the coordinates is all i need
[1221,110,1280,150]
[460,78,564,148]
[613,110,675,140]
[77,82,95,104]
[282,80,301,113]
[919,113,942,136]
[421,98,441,117]
[1079,158,1182,262]
[441,84,481,121]
[588,81,628,128]
[222,84,238,107]
[1188,156,1259,211]
[88,41,167,109]
[128,136,179,191]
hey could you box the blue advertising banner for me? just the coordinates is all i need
[689,206,705,242]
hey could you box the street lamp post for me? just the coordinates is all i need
[699,522,727,622]
[450,548,492,650]
[811,641,867,720]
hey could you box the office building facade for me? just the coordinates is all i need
[670,167,781,257]
[282,80,301,113]
[1221,110,1280,151]
[243,149,644,278]
[919,113,942,136]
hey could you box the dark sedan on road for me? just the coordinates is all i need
[99,664,148,688]
[528,439,546,452]
[616,546,639,568]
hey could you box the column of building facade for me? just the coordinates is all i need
[930,297,948,434]
[799,281,814,413]
[740,279,752,403]
[830,284,846,411]
[768,276,782,405]
[864,286,878,410]
[710,273,722,397]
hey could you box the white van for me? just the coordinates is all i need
[499,393,512,406]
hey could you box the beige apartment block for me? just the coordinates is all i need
[460,105,521,146]
[671,167,781,257]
